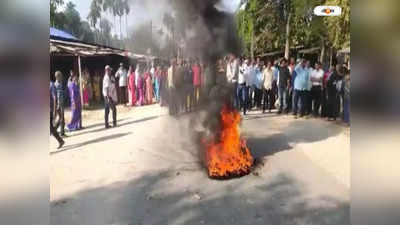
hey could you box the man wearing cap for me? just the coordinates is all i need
[115,62,128,105]
[103,65,118,128]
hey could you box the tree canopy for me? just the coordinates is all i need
[236,0,350,62]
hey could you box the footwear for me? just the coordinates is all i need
[277,111,282,114]
[113,123,117,127]
[105,125,111,129]
[294,115,298,119]
[57,140,65,149]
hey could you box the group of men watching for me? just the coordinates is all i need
[225,54,350,123]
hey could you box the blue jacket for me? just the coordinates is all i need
[255,67,263,89]
[294,64,310,91]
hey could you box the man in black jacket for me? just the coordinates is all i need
[277,58,291,114]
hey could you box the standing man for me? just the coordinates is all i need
[168,59,177,115]
[293,59,310,118]
[238,59,249,115]
[183,60,194,112]
[305,60,313,116]
[310,62,324,116]
[262,60,274,113]
[277,58,291,114]
[103,65,118,128]
[174,58,185,113]
[54,71,66,137]
[254,61,264,109]
[226,54,239,109]
[247,60,257,110]
[50,81,65,149]
[115,63,128,105]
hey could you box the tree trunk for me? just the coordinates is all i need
[125,14,128,38]
[120,16,122,40]
[329,47,333,66]
[284,12,292,59]
[251,24,255,61]
[320,38,325,64]
[114,15,116,37]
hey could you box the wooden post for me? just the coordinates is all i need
[78,55,84,114]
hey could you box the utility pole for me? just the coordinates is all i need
[150,20,153,55]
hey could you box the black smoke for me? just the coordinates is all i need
[165,0,242,164]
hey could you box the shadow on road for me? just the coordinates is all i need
[51,171,349,225]
[244,118,343,160]
[283,120,343,143]
[247,134,292,159]
[50,132,132,155]
[65,116,160,138]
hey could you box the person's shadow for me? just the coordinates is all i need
[51,132,132,155]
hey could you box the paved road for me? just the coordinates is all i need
[50,104,350,225]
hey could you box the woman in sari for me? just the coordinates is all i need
[154,66,161,102]
[145,69,153,105]
[136,72,145,106]
[159,65,168,106]
[67,71,82,131]
[127,66,137,106]
[81,68,91,107]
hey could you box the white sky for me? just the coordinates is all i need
[66,0,241,38]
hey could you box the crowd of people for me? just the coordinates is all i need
[225,54,350,124]
[50,54,350,149]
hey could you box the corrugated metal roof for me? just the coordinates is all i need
[50,27,78,40]
[50,38,157,60]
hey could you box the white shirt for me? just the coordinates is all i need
[262,67,274,90]
[226,62,234,83]
[238,64,248,85]
[310,68,324,86]
[115,68,127,87]
[135,68,139,86]
[226,60,238,83]
[103,74,118,102]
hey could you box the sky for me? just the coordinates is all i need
[67,0,241,38]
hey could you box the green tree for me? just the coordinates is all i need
[50,0,64,27]
[236,0,349,63]
[63,2,82,36]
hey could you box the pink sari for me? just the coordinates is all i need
[128,72,136,106]
[145,72,153,104]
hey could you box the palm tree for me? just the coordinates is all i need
[115,0,125,40]
[87,0,101,42]
[124,0,130,39]
[102,0,117,36]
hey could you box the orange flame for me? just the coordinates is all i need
[205,106,253,178]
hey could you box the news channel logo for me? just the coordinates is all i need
[314,6,342,16]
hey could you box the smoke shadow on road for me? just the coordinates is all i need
[247,134,292,159]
